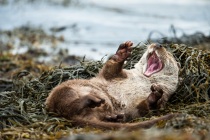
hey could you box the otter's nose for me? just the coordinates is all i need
[154,43,163,48]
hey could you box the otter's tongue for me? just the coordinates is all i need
[144,52,163,77]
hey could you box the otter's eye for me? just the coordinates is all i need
[156,43,162,48]
[154,43,163,48]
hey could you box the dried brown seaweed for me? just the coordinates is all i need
[0,26,64,50]
[0,43,210,139]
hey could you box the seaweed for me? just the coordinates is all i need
[148,26,210,49]
[0,43,210,139]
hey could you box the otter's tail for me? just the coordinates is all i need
[72,113,177,130]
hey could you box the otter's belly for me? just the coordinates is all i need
[107,76,151,111]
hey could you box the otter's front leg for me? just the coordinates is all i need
[137,84,163,116]
[99,41,133,80]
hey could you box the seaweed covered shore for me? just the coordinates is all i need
[0,26,210,140]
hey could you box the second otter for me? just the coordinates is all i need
[45,41,179,130]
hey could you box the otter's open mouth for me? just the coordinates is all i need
[144,51,163,77]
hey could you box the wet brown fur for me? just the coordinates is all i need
[45,41,179,130]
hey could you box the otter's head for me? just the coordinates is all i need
[135,43,179,77]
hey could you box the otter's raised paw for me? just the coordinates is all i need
[81,94,105,108]
[112,41,133,62]
[147,84,163,108]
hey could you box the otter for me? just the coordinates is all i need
[45,41,179,130]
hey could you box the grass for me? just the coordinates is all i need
[0,42,210,139]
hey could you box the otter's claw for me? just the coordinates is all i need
[105,113,125,122]
[147,84,163,108]
[112,41,133,62]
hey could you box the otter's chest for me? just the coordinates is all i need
[107,76,152,109]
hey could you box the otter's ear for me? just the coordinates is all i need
[177,62,181,69]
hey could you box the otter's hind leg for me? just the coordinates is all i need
[80,94,105,108]
[45,86,81,118]
[137,84,163,117]
[99,41,133,80]
[45,86,105,119]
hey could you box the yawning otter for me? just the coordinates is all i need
[45,41,179,130]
